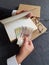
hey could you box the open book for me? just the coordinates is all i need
[1,12,37,42]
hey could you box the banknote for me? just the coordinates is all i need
[15,27,33,40]
[15,27,22,38]
[15,27,33,46]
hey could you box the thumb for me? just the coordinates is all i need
[23,37,29,45]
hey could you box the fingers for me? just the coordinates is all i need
[24,37,34,46]
[25,13,31,18]
[23,36,33,46]
[16,10,27,15]
[16,10,33,18]
[29,40,34,50]
[25,13,33,18]
[23,36,29,45]
[29,40,33,45]
[20,10,27,12]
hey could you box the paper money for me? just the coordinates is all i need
[15,27,33,46]
[15,27,22,38]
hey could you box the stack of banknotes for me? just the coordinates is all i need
[15,27,33,46]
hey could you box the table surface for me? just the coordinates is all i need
[0,0,49,65]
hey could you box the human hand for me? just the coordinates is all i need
[16,36,34,64]
[16,10,33,18]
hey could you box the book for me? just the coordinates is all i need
[0,4,47,47]
[0,4,47,44]
[1,16,37,42]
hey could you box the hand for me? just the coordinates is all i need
[16,10,33,18]
[16,37,34,64]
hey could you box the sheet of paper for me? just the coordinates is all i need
[4,17,37,41]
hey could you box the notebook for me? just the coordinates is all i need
[1,17,37,42]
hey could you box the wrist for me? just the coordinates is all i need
[16,55,22,64]
[12,10,17,16]
[16,54,25,64]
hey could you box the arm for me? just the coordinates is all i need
[7,37,34,65]
[7,55,20,65]
[1,9,32,65]
[0,7,12,19]
[0,7,17,20]
[0,7,32,20]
